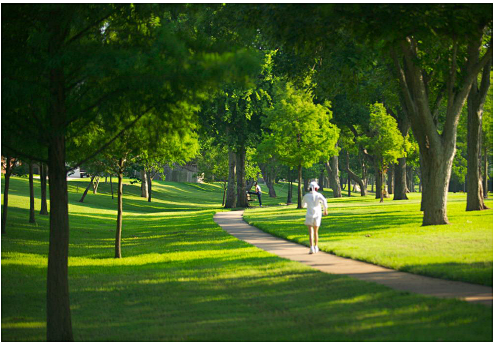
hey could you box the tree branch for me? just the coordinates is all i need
[67,107,153,172]
[2,143,48,164]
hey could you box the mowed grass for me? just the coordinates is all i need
[244,189,493,286]
[1,176,493,341]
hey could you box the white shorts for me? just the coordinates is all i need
[305,216,321,227]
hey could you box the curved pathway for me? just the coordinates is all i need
[214,210,492,307]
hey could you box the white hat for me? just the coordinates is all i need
[308,181,319,191]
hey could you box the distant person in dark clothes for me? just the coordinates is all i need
[247,182,262,207]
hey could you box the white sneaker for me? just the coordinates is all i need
[309,246,315,254]
[315,246,319,253]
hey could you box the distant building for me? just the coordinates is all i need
[156,163,201,183]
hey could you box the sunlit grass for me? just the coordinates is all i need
[244,191,493,286]
[1,176,493,341]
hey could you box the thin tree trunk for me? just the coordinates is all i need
[346,151,351,197]
[110,174,114,199]
[225,150,236,208]
[92,176,100,194]
[483,145,488,198]
[466,63,490,210]
[287,167,292,205]
[259,163,276,197]
[222,182,226,207]
[29,161,36,223]
[375,165,382,200]
[380,162,384,203]
[115,158,124,259]
[141,169,148,198]
[235,146,248,208]
[40,163,49,215]
[79,175,95,203]
[2,156,13,234]
[297,164,303,209]
[387,163,394,197]
[147,170,152,202]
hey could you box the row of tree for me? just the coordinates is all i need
[1,4,492,341]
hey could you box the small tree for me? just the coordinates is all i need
[360,103,407,202]
[260,80,340,208]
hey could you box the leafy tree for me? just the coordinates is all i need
[359,103,407,202]
[2,4,258,340]
[259,80,340,208]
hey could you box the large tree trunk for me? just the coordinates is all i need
[141,169,148,198]
[79,175,95,203]
[2,156,13,234]
[394,158,409,200]
[225,150,236,208]
[297,164,303,209]
[40,163,49,215]
[115,158,124,259]
[147,170,152,203]
[466,62,490,211]
[235,146,248,208]
[29,161,36,223]
[47,127,73,341]
[391,31,492,225]
[325,158,342,197]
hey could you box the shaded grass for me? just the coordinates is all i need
[1,176,493,341]
[244,192,493,286]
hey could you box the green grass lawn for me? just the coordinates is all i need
[1,176,493,341]
[244,188,493,287]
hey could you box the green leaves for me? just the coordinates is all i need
[260,80,340,169]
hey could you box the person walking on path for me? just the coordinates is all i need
[247,182,262,207]
[302,181,328,254]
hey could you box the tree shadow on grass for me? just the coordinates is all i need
[400,262,493,287]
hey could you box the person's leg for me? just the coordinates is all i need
[257,192,262,206]
[307,225,314,253]
[314,226,320,252]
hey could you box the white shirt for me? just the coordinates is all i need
[302,191,328,219]
[255,184,261,193]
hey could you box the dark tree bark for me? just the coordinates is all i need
[297,164,303,209]
[346,151,351,197]
[466,61,491,211]
[2,156,14,234]
[40,163,49,215]
[222,182,227,207]
[110,174,114,200]
[235,146,248,208]
[29,161,36,223]
[225,149,236,208]
[79,175,95,203]
[115,158,124,259]
[46,115,73,342]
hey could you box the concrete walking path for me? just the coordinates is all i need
[213,210,492,307]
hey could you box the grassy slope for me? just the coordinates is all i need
[1,176,493,341]
[244,188,493,286]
